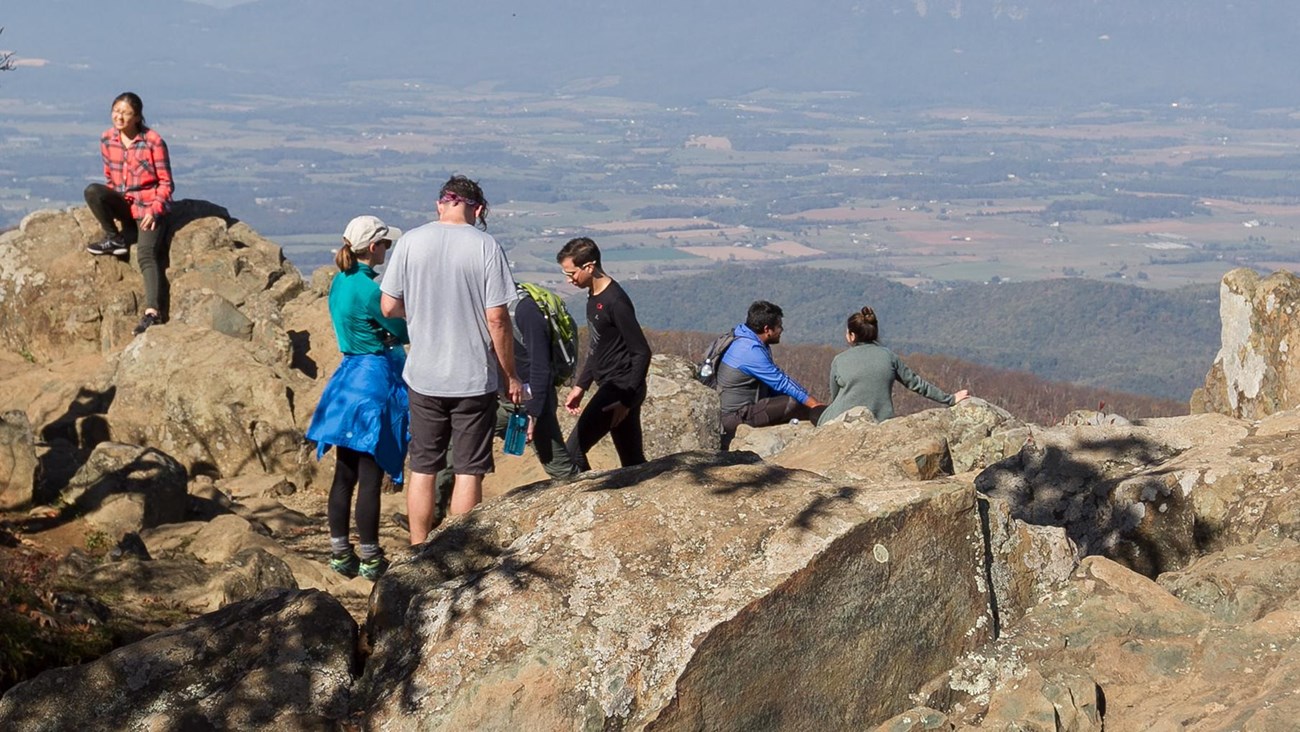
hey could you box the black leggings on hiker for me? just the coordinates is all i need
[328,446,382,544]
[567,382,647,472]
[83,183,166,313]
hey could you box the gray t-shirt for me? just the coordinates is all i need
[380,221,516,397]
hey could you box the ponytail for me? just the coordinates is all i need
[334,244,358,272]
[847,306,878,343]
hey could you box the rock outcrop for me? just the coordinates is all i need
[0,409,37,509]
[59,441,188,536]
[976,409,1300,577]
[0,589,357,731]
[891,544,1300,730]
[356,451,1006,729]
[1192,267,1300,418]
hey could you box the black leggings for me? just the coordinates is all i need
[328,446,382,544]
[566,382,646,472]
[83,183,167,313]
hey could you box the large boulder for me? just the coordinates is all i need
[0,589,356,731]
[0,409,37,509]
[975,409,1300,576]
[1192,267,1300,418]
[639,354,721,454]
[903,545,1300,730]
[748,398,1025,484]
[0,202,304,365]
[106,324,305,479]
[355,451,1001,729]
[0,203,322,488]
[60,441,188,535]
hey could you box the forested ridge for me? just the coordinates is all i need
[616,266,1220,401]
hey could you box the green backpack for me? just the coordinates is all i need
[510,282,579,388]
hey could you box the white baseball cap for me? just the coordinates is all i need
[342,215,402,252]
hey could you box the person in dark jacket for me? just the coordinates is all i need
[510,286,580,479]
[556,237,651,471]
[718,300,826,449]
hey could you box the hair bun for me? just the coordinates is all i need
[861,306,876,322]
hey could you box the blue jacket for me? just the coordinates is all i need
[717,323,810,414]
[306,349,410,482]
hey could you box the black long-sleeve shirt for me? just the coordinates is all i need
[576,279,651,401]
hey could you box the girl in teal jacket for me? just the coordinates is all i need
[306,216,408,580]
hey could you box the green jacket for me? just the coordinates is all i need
[817,342,953,425]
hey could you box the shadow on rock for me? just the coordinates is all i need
[976,431,1192,577]
[35,385,116,503]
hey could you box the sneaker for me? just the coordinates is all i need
[329,550,360,578]
[87,235,127,256]
[133,312,161,335]
[359,555,390,581]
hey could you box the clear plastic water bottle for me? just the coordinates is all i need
[504,410,528,456]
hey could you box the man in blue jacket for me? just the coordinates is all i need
[717,300,826,449]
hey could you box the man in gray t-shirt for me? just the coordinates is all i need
[381,175,522,544]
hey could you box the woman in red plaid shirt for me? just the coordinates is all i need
[83,91,174,335]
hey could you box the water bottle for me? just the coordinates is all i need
[504,409,528,456]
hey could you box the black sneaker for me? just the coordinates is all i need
[87,235,127,256]
[133,312,161,335]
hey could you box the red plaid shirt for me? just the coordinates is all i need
[100,126,174,219]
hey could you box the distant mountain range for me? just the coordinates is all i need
[618,266,1221,401]
[5,0,1299,108]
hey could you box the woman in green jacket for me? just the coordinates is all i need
[817,306,969,425]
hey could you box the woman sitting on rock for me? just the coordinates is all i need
[83,91,173,335]
[306,215,409,581]
[817,306,969,426]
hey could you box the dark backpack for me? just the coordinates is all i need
[696,331,738,388]
[510,282,579,388]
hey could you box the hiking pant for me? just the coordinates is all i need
[328,446,382,545]
[84,183,167,313]
[528,389,580,480]
[720,395,827,450]
[567,382,647,471]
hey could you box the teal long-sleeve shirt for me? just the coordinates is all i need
[817,342,953,425]
[329,263,409,355]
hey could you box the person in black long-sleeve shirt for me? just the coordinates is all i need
[512,290,580,479]
[556,237,652,471]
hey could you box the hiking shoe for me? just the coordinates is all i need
[133,312,161,335]
[359,555,390,581]
[87,235,128,256]
[329,550,360,578]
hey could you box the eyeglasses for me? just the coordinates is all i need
[562,262,591,280]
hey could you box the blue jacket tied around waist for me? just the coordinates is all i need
[306,349,410,483]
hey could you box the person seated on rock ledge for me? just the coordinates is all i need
[718,300,826,450]
[83,91,173,336]
[816,305,969,426]
[306,215,409,581]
